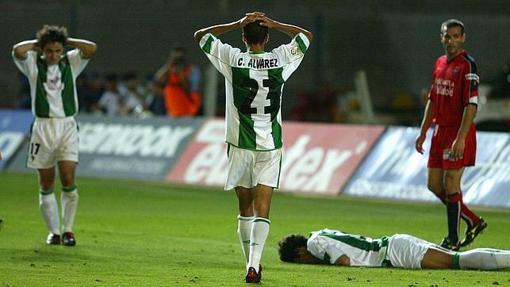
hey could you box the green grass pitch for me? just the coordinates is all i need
[0,172,509,286]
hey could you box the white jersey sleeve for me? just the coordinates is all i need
[307,229,389,267]
[67,49,90,79]
[271,33,311,81]
[12,50,37,78]
[199,33,241,82]
[307,231,344,264]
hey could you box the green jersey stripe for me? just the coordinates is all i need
[276,150,282,187]
[296,35,308,54]
[271,119,282,149]
[238,114,256,149]
[267,68,284,148]
[201,35,215,54]
[232,67,256,149]
[59,55,76,116]
[319,230,389,252]
[35,56,50,117]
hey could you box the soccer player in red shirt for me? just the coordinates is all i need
[415,19,487,251]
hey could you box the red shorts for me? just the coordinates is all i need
[428,124,476,169]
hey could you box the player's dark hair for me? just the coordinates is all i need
[36,25,68,48]
[278,234,308,263]
[441,19,465,35]
[243,20,268,45]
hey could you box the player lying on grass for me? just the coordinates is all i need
[279,228,510,270]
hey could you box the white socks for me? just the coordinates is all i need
[237,215,254,263]
[39,191,60,235]
[61,187,79,233]
[39,186,79,235]
[247,217,271,272]
[459,248,510,270]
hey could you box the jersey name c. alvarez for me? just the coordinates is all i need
[237,57,279,69]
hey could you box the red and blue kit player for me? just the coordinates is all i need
[415,19,487,251]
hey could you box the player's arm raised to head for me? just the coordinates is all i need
[259,16,313,41]
[193,12,264,42]
[12,40,38,60]
[66,37,97,58]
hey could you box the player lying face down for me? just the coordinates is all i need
[279,228,510,270]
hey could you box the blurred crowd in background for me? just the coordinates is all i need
[12,60,510,128]
[4,2,510,130]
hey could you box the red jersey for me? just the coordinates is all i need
[428,51,479,126]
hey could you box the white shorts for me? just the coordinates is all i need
[224,144,283,190]
[387,234,433,269]
[27,117,79,169]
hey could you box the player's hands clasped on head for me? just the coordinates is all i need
[240,11,277,29]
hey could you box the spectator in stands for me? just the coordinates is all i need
[97,73,121,116]
[77,72,103,113]
[15,71,31,109]
[489,61,510,99]
[118,71,145,116]
[144,79,166,116]
[155,47,202,117]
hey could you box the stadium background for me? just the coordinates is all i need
[2,0,510,120]
[1,1,510,286]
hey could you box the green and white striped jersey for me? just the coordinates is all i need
[199,32,310,150]
[307,229,391,267]
[12,49,89,118]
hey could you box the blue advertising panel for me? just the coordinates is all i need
[343,126,510,208]
[8,115,204,180]
[0,109,32,169]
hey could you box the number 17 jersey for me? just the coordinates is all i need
[199,32,310,150]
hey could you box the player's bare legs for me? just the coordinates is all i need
[427,168,444,199]
[444,168,463,195]
[37,167,60,243]
[58,160,79,246]
[421,248,453,269]
[38,167,56,191]
[236,186,254,217]
[58,160,76,188]
[252,184,273,219]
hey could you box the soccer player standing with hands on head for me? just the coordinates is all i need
[415,19,486,251]
[194,12,312,283]
[12,25,96,246]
